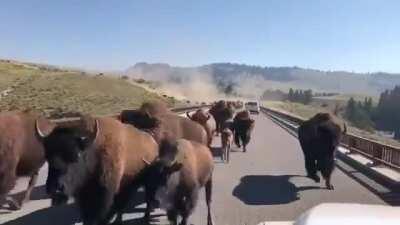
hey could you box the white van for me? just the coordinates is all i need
[245,101,260,114]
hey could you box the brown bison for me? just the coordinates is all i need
[186,108,216,146]
[39,116,158,225]
[0,110,54,210]
[120,101,207,145]
[298,113,347,190]
[208,100,235,135]
[233,110,255,152]
[221,128,233,163]
[146,138,214,225]
[221,119,234,162]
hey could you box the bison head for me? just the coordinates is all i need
[120,109,160,130]
[187,109,211,125]
[146,137,184,191]
[37,117,99,205]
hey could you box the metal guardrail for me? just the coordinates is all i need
[261,106,400,171]
[51,105,211,127]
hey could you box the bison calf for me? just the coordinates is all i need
[146,139,214,225]
[298,113,346,190]
[221,119,234,163]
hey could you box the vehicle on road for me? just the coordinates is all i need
[257,203,400,225]
[245,101,260,114]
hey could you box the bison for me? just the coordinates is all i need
[0,110,54,210]
[221,119,234,162]
[298,113,347,190]
[146,138,214,225]
[208,100,235,135]
[39,116,159,225]
[186,108,216,147]
[233,110,255,152]
[120,101,207,145]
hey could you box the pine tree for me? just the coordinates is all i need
[288,88,294,101]
[346,97,356,121]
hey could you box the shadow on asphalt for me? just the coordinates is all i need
[335,160,400,206]
[233,175,320,205]
[2,203,79,225]
[2,188,161,225]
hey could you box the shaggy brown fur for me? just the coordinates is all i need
[148,139,214,225]
[41,116,158,225]
[120,102,207,145]
[298,113,346,190]
[221,128,233,163]
[0,110,54,210]
[187,109,216,147]
[208,100,235,135]
[233,111,255,152]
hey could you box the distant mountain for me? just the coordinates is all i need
[126,62,400,97]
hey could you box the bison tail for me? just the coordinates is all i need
[343,122,347,134]
[205,177,213,225]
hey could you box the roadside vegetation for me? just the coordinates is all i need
[0,60,176,118]
[344,86,400,140]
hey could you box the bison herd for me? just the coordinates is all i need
[0,100,347,225]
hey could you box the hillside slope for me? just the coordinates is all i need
[127,62,400,97]
[0,60,171,117]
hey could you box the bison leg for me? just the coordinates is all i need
[226,142,231,163]
[221,145,225,162]
[179,188,198,225]
[241,133,250,152]
[144,183,157,222]
[234,132,241,148]
[205,178,214,225]
[166,209,178,225]
[78,181,115,225]
[319,157,335,190]
[304,155,320,183]
[19,171,39,207]
[0,162,19,210]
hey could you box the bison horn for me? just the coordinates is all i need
[142,157,151,165]
[186,111,192,120]
[93,119,99,142]
[36,119,47,138]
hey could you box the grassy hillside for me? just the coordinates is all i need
[263,100,400,148]
[0,60,174,118]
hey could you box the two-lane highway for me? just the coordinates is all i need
[0,113,388,225]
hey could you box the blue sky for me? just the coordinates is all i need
[0,0,399,72]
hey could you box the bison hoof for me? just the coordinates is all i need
[326,184,334,190]
[7,199,21,211]
[307,174,320,183]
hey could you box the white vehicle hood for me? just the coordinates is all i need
[259,203,400,225]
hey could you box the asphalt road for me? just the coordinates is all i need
[0,113,388,225]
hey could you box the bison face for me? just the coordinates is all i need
[41,121,98,205]
[148,139,183,189]
[187,110,211,125]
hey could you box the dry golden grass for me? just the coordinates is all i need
[0,60,175,117]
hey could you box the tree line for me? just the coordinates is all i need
[288,88,313,104]
[345,85,400,139]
